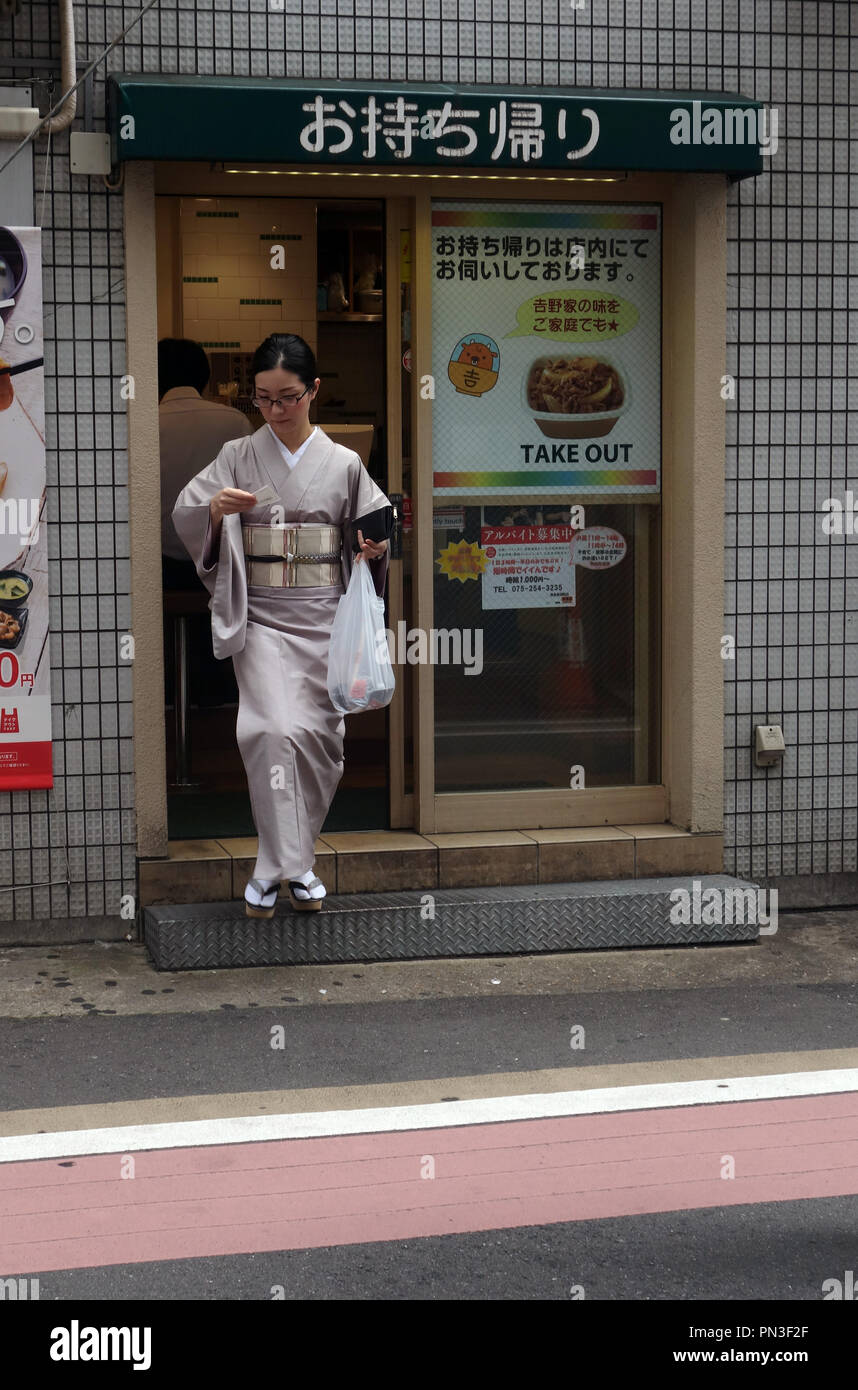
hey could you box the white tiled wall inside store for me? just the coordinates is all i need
[177,197,317,354]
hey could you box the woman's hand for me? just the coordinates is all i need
[356,529,388,563]
[210,488,259,523]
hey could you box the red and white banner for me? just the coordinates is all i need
[0,227,51,788]
[480,523,577,608]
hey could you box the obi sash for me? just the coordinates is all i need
[242,521,343,588]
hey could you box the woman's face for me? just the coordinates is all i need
[254,366,319,428]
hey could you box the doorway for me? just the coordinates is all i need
[156,193,412,840]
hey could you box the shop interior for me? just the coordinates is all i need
[156,196,405,838]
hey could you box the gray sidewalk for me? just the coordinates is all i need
[0,906,856,1024]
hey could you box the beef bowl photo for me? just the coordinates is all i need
[523,354,630,439]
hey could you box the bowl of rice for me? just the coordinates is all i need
[523,354,630,438]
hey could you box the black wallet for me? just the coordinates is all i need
[353,504,394,548]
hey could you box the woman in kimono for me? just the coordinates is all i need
[172,334,392,918]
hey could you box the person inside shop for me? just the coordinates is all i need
[171,333,393,917]
[159,337,252,706]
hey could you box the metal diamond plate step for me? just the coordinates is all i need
[142,875,766,971]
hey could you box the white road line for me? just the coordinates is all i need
[1,1068,857,1164]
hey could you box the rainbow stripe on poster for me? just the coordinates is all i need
[434,470,658,489]
[432,210,658,229]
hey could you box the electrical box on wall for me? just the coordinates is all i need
[755,724,786,768]
[69,132,111,176]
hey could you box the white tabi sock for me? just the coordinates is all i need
[291,868,326,900]
[245,877,279,905]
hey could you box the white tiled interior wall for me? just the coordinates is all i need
[179,197,317,355]
[0,0,855,924]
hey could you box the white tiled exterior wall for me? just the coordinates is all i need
[0,0,855,924]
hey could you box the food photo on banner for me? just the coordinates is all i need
[0,226,50,789]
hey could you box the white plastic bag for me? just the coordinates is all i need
[327,558,395,714]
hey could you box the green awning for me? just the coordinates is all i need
[108,76,767,179]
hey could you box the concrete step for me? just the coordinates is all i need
[143,875,767,971]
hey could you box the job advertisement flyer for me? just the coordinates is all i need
[431,200,661,498]
[481,521,577,609]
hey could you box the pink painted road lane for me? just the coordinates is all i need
[1,1091,857,1275]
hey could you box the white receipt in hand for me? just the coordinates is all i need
[251,484,278,505]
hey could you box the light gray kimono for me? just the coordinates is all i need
[172,424,391,885]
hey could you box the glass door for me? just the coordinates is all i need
[415,193,663,831]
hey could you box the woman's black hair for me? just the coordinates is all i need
[158,337,211,398]
[251,334,318,391]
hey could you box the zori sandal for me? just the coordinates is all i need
[288,876,325,912]
[244,878,280,919]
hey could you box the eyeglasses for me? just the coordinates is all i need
[251,385,312,411]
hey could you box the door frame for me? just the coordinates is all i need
[125,162,725,857]
[408,175,725,834]
[384,195,412,830]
